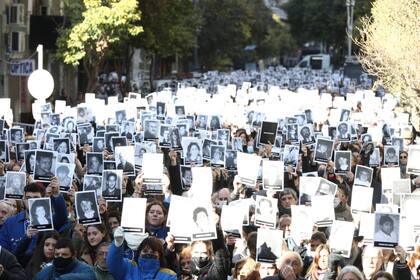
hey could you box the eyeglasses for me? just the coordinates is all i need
[400,156,407,159]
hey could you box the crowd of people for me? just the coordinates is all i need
[0,67,418,280]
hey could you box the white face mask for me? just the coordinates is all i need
[125,232,149,250]
[333,197,341,208]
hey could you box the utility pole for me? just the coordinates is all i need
[346,0,355,61]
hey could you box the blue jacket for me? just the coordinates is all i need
[33,260,96,280]
[0,194,68,254]
[107,242,177,280]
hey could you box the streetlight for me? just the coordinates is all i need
[346,0,355,60]
[27,44,54,101]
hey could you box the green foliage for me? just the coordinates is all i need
[283,0,372,65]
[137,0,201,58]
[57,0,142,67]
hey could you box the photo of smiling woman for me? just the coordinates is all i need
[29,198,53,231]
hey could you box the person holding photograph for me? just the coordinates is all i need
[0,181,67,255]
[108,232,176,280]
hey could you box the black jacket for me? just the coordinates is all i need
[0,246,26,280]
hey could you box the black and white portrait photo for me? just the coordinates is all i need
[282,145,299,169]
[0,140,7,162]
[361,133,372,144]
[191,204,216,241]
[202,138,217,161]
[101,170,122,201]
[24,150,36,174]
[83,175,102,199]
[334,151,351,174]
[143,120,160,140]
[104,132,119,152]
[175,105,185,116]
[114,146,135,176]
[5,171,25,199]
[374,212,400,248]
[196,115,208,130]
[182,138,203,166]
[86,152,103,175]
[177,123,188,138]
[50,113,60,126]
[384,145,399,166]
[369,147,381,167]
[339,109,350,122]
[210,145,225,167]
[55,163,75,191]
[180,165,192,190]
[115,110,127,125]
[159,124,171,148]
[53,138,70,155]
[156,102,166,118]
[232,137,243,152]
[77,123,94,146]
[16,143,30,161]
[286,124,299,142]
[217,129,230,144]
[111,136,128,151]
[9,127,24,144]
[28,198,53,231]
[77,107,89,123]
[120,121,135,141]
[337,122,350,141]
[93,137,105,152]
[103,160,116,170]
[354,165,373,187]
[208,115,221,130]
[75,191,101,225]
[299,125,314,145]
[224,150,237,171]
[169,127,182,149]
[314,138,334,163]
[34,150,55,182]
[255,196,277,229]
[63,117,76,133]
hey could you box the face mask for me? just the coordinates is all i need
[192,256,209,268]
[333,197,341,208]
[53,257,73,269]
[217,200,227,208]
[247,146,254,154]
[138,256,160,272]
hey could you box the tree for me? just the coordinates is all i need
[197,0,254,71]
[136,0,201,86]
[356,0,420,128]
[283,0,372,66]
[57,0,142,92]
